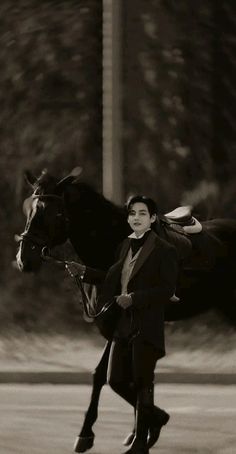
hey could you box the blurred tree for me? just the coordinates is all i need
[0,0,102,331]
[123,0,189,210]
[122,0,236,218]
[210,1,236,215]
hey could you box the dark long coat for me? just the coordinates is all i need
[84,230,178,359]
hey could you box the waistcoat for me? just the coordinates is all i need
[121,247,142,294]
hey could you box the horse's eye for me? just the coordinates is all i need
[31,245,36,250]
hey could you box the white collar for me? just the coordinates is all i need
[128,228,151,239]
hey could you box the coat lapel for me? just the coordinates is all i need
[107,239,130,287]
[129,230,159,281]
[118,239,130,262]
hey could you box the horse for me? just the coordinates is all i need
[16,168,236,452]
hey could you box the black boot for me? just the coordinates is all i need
[109,381,138,447]
[147,406,170,448]
[123,386,153,454]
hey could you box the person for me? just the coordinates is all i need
[66,195,178,454]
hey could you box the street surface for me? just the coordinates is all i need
[0,383,235,454]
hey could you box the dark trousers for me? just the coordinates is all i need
[107,336,159,394]
[107,337,164,449]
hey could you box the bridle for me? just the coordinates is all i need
[18,191,115,320]
[18,192,69,255]
[18,231,49,249]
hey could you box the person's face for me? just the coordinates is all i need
[128,202,156,236]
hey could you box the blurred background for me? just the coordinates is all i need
[0,0,102,334]
[1,0,236,347]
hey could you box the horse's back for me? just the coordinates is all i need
[160,216,236,271]
[191,218,236,269]
[202,218,236,239]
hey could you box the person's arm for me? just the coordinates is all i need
[65,239,128,286]
[130,246,178,310]
[65,261,106,285]
[83,266,106,285]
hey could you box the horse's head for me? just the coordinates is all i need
[16,167,82,272]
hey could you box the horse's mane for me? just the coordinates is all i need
[72,181,126,215]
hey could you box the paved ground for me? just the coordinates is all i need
[1,383,236,454]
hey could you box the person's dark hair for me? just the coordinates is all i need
[126,195,158,217]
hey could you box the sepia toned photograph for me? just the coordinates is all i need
[0,1,236,453]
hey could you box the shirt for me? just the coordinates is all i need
[128,229,151,257]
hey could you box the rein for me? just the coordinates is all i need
[74,275,115,320]
[32,194,63,201]
[42,250,115,320]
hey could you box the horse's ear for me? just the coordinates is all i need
[24,170,37,187]
[56,167,83,192]
[70,166,83,179]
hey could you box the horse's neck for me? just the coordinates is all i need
[65,189,127,270]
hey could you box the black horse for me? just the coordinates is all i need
[16,168,236,452]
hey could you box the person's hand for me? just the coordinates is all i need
[65,261,86,278]
[116,294,133,309]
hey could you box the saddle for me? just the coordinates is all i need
[164,206,202,235]
[161,207,224,271]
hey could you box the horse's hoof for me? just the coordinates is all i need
[123,431,135,446]
[73,434,94,453]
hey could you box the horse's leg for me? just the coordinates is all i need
[74,340,111,453]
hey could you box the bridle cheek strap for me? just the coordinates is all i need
[18,193,69,251]
[18,231,48,248]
